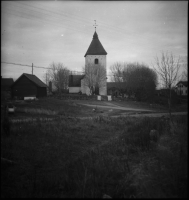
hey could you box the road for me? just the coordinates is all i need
[78,103,154,112]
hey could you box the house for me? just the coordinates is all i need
[69,30,107,95]
[1,76,14,92]
[11,73,47,99]
[175,81,188,96]
[1,76,14,100]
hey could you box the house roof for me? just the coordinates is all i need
[176,81,188,87]
[107,82,126,89]
[1,78,14,87]
[69,75,85,87]
[84,31,107,57]
[12,73,47,87]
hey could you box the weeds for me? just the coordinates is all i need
[1,115,187,198]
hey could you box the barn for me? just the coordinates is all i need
[11,73,47,99]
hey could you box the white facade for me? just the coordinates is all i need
[84,55,107,96]
[69,87,81,93]
[85,55,106,67]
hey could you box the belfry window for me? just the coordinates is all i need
[95,59,98,64]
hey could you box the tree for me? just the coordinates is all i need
[45,62,70,93]
[181,63,188,81]
[83,63,106,95]
[43,71,51,86]
[125,64,157,101]
[110,62,125,82]
[153,51,181,116]
[110,62,157,101]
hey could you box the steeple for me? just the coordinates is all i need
[93,31,98,39]
[84,20,107,57]
[84,31,107,57]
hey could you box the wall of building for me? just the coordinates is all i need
[85,55,107,95]
[176,84,187,95]
[12,76,37,98]
[85,55,106,67]
[69,87,81,93]
[37,87,47,97]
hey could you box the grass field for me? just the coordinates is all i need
[1,97,158,121]
[1,112,188,198]
[2,96,187,121]
[1,97,108,120]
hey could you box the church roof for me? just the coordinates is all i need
[69,75,85,87]
[84,31,107,57]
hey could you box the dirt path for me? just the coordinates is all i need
[10,112,187,123]
[78,103,154,112]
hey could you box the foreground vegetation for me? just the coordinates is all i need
[1,114,187,198]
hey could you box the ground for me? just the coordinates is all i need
[2,97,187,121]
[1,97,188,198]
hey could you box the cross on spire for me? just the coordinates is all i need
[93,20,98,31]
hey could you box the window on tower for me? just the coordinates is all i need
[95,59,98,64]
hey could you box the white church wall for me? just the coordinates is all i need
[81,79,86,94]
[85,55,106,68]
[69,87,81,93]
[85,55,107,96]
[99,85,107,96]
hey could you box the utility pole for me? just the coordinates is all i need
[32,63,33,75]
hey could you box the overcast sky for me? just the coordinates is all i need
[1,1,188,83]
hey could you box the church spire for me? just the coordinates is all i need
[84,20,107,57]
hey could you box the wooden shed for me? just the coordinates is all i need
[11,73,47,99]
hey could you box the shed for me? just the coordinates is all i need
[11,73,47,99]
[1,77,14,92]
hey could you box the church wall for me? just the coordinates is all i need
[85,55,106,68]
[69,87,81,93]
[85,55,107,96]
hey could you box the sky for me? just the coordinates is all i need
[1,1,188,84]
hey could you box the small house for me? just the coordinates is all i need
[1,76,14,100]
[11,73,47,99]
[175,81,188,96]
[1,76,14,92]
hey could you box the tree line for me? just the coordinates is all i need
[44,51,186,110]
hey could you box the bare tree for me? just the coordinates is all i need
[43,72,51,86]
[110,62,125,82]
[83,63,106,95]
[153,51,181,116]
[45,62,70,93]
[181,63,188,81]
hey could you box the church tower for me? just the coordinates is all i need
[84,29,107,95]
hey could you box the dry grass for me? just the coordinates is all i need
[1,104,187,198]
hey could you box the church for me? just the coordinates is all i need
[68,30,107,96]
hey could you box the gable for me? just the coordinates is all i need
[24,74,47,87]
[12,73,47,88]
[12,75,37,89]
